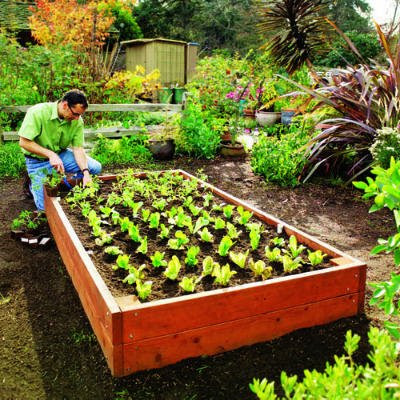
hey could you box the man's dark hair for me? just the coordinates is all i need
[62,89,88,108]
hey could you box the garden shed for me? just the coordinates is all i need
[121,38,198,86]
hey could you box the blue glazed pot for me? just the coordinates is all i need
[281,110,295,125]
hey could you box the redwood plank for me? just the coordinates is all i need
[45,194,122,346]
[178,170,362,262]
[119,263,365,342]
[121,293,360,375]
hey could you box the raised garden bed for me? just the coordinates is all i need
[44,170,366,377]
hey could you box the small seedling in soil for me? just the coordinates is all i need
[308,250,326,266]
[179,276,198,293]
[164,256,182,280]
[282,255,303,273]
[287,235,306,258]
[123,264,146,284]
[249,259,272,280]
[104,246,123,257]
[150,251,168,268]
[212,263,237,286]
[185,246,200,266]
[135,279,153,300]
[218,235,234,256]
[229,250,249,269]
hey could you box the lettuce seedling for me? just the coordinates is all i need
[99,205,113,218]
[150,251,167,267]
[193,216,210,234]
[202,256,215,276]
[163,256,182,280]
[179,276,198,293]
[149,212,160,229]
[185,246,200,266]
[226,222,241,240]
[135,279,153,300]
[110,210,120,225]
[287,235,306,258]
[188,203,202,216]
[104,246,123,256]
[94,231,113,246]
[128,223,141,242]
[214,217,226,230]
[229,250,249,269]
[158,223,170,239]
[166,206,178,219]
[218,235,234,256]
[265,246,282,263]
[168,230,189,250]
[141,208,151,222]
[203,192,214,207]
[282,255,303,272]
[123,264,146,284]
[249,259,272,280]
[152,198,167,211]
[81,202,92,218]
[119,217,132,233]
[307,250,326,266]
[131,201,144,217]
[236,206,253,225]
[106,192,123,207]
[136,236,148,255]
[183,196,194,207]
[114,254,131,270]
[270,236,285,247]
[211,203,223,212]
[249,228,261,250]
[223,205,234,219]
[198,227,214,243]
[212,264,237,286]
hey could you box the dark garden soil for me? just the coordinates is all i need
[0,156,395,400]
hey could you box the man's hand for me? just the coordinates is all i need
[82,170,92,187]
[48,152,64,173]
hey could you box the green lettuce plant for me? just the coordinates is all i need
[135,280,153,300]
[150,251,167,268]
[212,264,237,286]
[164,256,182,280]
[123,264,146,285]
[308,250,326,266]
[179,276,198,293]
[229,250,249,269]
[185,246,200,267]
[249,259,272,280]
[218,236,234,256]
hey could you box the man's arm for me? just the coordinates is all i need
[72,146,92,186]
[19,137,65,173]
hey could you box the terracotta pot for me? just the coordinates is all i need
[255,111,281,126]
[148,139,175,160]
[243,109,256,118]
[220,131,232,141]
[220,141,246,158]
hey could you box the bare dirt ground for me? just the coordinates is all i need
[0,156,394,400]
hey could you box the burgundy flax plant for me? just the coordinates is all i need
[279,22,400,181]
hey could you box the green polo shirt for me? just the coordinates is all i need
[18,102,84,159]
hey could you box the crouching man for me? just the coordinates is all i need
[19,89,102,211]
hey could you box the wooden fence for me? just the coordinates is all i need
[0,103,182,142]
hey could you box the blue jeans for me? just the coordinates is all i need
[25,149,102,211]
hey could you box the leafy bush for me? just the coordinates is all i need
[251,121,309,187]
[314,31,382,68]
[178,103,221,159]
[370,127,400,169]
[0,142,26,178]
[250,328,400,399]
[90,134,153,167]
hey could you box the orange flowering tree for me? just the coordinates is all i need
[29,0,120,50]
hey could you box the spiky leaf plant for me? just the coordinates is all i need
[258,0,328,74]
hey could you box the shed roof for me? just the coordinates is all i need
[0,0,33,31]
[121,37,188,47]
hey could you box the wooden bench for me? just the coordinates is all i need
[0,103,182,143]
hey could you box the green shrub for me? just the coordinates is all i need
[90,134,153,167]
[178,103,221,159]
[0,142,25,178]
[370,127,400,169]
[250,328,400,399]
[251,123,309,187]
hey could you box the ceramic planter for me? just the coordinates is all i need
[148,139,175,160]
[255,111,281,126]
[220,142,246,158]
[44,171,366,377]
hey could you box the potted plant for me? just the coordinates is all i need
[254,79,281,126]
[147,114,179,160]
